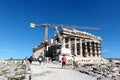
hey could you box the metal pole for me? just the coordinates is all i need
[44,26,48,42]
[44,25,49,57]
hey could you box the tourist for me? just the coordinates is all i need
[72,55,76,69]
[61,54,67,69]
[29,75,31,80]
[37,57,42,64]
[41,56,47,65]
[28,56,33,64]
[42,56,46,62]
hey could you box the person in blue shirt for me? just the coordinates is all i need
[42,56,46,62]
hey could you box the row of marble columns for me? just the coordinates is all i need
[63,37,101,57]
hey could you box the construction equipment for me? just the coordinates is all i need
[54,26,63,45]
[30,23,51,56]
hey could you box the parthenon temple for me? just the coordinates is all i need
[32,28,102,61]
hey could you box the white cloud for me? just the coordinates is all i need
[101,49,110,53]
[0,48,16,53]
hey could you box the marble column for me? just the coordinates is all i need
[68,37,71,50]
[79,39,83,57]
[94,42,97,57]
[97,43,101,57]
[68,37,71,55]
[84,39,88,57]
[89,42,93,57]
[74,38,77,56]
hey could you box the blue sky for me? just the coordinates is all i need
[0,0,120,60]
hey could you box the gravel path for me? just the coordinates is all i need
[26,62,97,80]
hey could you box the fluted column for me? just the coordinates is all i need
[79,39,83,57]
[89,42,93,57]
[97,42,101,57]
[68,37,71,50]
[68,37,71,55]
[74,38,77,56]
[85,39,88,57]
[94,42,97,57]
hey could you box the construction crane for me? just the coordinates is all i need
[30,23,52,57]
[54,26,63,45]
[30,23,100,57]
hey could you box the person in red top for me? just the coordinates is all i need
[62,54,67,69]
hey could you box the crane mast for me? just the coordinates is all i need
[54,26,63,46]
[30,23,50,56]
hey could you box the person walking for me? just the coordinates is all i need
[37,57,42,64]
[61,54,67,69]
[72,55,76,69]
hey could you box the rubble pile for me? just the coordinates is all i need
[78,59,120,80]
[0,60,26,80]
